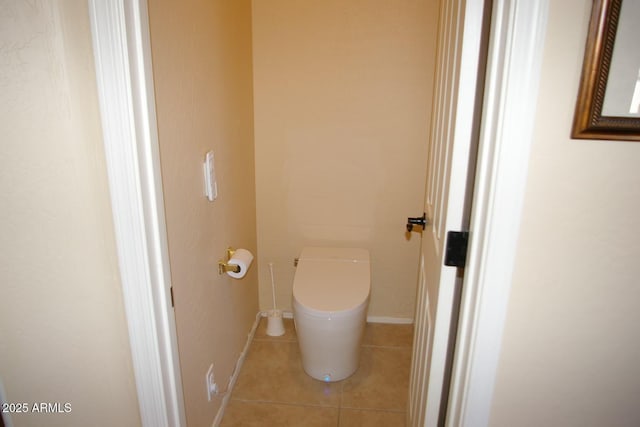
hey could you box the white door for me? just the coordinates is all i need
[408,0,488,425]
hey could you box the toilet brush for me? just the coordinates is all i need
[266,262,285,336]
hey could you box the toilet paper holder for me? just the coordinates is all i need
[218,247,241,275]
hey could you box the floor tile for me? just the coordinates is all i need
[223,322,414,425]
[362,323,414,348]
[339,408,406,426]
[232,340,341,407]
[341,346,411,411]
[221,401,339,427]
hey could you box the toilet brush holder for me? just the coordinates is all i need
[266,309,285,337]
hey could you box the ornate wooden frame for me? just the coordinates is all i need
[572,0,640,141]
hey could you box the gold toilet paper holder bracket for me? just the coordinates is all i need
[218,247,241,275]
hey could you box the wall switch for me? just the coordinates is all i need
[203,151,218,201]
[206,364,218,401]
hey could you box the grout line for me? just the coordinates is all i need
[337,375,345,427]
[361,343,413,349]
[339,373,345,410]
[338,405,406,413]
[226,400,411,421]
[231,396,407,414]
[228,398,341,409]
[252,338,297,343]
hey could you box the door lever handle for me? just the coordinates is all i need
[407,213,428,232]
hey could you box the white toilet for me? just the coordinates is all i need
[292,247,370,382]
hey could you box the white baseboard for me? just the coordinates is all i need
[367,316,414,324]
[212,312,262,427]
[260,311,413,325]
[260,310,293,319]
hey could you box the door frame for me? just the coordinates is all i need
[88,1,186,426]
[88,0,549,426]
[445,0,549,425]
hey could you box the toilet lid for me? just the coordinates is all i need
[293,258,370,313]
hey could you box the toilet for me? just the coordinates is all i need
[292,247,370,382]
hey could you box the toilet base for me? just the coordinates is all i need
[293,298,368,382]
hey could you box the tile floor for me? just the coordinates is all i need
[220,317,414,426]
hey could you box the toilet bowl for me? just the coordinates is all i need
[292,247,370,382]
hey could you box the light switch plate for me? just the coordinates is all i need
[203,150,218,201]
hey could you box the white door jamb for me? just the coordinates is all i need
[88,1,186,426]
[445,1,549,426]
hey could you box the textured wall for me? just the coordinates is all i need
[490,1,640,425]
[0,2,140,426]
[147,0,258,425]
[252,0,439,318]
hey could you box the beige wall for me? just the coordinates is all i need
[0,2,140,426]
[147,1,258,425]
[490,0,640,425]
[252,0,438,318]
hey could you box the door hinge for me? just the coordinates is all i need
[444,231,469,268]
[170,286,174,307]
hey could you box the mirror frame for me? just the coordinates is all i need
[572,0,640,141]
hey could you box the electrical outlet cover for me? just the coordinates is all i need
[206,364,217,401]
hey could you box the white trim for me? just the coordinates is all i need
[88,1,186,426]
[367,316,414,324]
[445,1,549,426]
[212,312,262,427]
[259,310,413,325]
[260,310,294,319]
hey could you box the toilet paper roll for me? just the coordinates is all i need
[226,248,254,279]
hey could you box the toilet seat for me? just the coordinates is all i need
[292,247,370,314]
